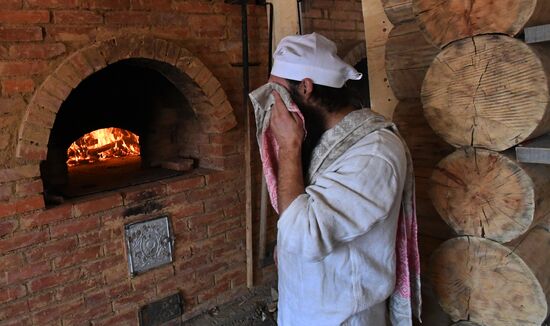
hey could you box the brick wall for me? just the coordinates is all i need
[0,1,269,325]
[301,0,365,59]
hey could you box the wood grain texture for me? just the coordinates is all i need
[363,0,397,118]
[385,22,439,100]
[412,0,550,48]
[393,100,455,240]
[430,148,550,243]
[382,0,414,25]
[431,235,549,325]
[422,35,550,151]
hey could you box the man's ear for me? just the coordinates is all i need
[302,78,314,99]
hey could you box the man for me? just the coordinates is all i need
[250,33,419,326]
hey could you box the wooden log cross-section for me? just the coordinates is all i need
[385,22,439,100]
[431,230,550,325]
[422,34,550,151]
[412,0,550,48]
[381,0,414,25]
[430,147,550,243]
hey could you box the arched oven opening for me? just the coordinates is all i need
[42,59,202,205]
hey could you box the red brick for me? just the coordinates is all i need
[72,193,123,217]
[46,26,95,42]
[170,201,204,220]
[25,237,78,263]
[121,182,165,205]
[62,302,112,325]
[226,227,245,242]
[130,0,171,10]
[27,0,78,8]
[16,142,47,161]
[31,297,83,324]
[1,78,35,95]
[54,10,103,24]
[81,0,130,10]
[173,1,212,13]
[27,291,55,310]
[0,300,29,321]
[188,210,223,229]
[104,11,151,25]
[214,266,243,285]
[164,174,205,194]
[333,20,356,31]
[0,60,48,76]
[1,0,22,9]
[81,255,124,276]
[104,237,124,256]
[56,276,103,299]
[15,195,44,213]
[0,27,43,41]
[0,218,17,237]
[20,204,72,228]
[204,193,239,214]
[111,289,149,311]
[0,10,50,24]
[28,268,79,292]
[53,245,101,269]
[151,12,188,26]
[102,260,127,283]
[330,10,363,21]
[0,253,24,271]
[50,215,100,238]
[15,179,42,197]
[208,215,240,236]
[6,261,51,283]
[198,280,229,303]
[0,230,48,253]
[0,183,13,201]
[0,284,26,304]
[187,186,224,202]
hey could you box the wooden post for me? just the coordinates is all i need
[362,0,397,118]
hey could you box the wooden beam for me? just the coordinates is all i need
[271,0,300,48]
[362,0,398,119]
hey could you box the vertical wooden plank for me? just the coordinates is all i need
[271,0,300,46]
[362,0,398,119]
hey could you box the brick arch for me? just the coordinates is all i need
[16,35,237,161]
[342,41,367,67]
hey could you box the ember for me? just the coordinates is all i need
[67,127,140,166]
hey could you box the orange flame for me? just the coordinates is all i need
[67,127,140,167]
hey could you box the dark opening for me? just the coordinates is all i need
[42,59,200,205]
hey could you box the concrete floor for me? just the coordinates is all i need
[183,286,278,326]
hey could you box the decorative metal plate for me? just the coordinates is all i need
[125,216,174,276]
[139,293,183,326]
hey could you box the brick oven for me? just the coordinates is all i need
[0,1,268,325]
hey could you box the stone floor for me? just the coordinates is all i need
[183,286,278,326]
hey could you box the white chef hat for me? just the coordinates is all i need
[270,33,362,88]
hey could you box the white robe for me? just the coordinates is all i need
[277,128,407,326]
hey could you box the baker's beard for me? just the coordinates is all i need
[288,85,326,178]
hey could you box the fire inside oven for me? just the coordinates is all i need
[67,127,141,167]
[42,59,200,205]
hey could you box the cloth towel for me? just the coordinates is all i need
[249,84,421,325]
[248,82,306,214]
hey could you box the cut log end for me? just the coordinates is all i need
[431,236,547,325]
[412,0,539,48]
[422,35,550,151]
[430,148,536,243]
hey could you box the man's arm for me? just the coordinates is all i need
[269,91,305,213]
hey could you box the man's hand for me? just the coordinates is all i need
[269,91,304,151]
[269,91,305,213]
